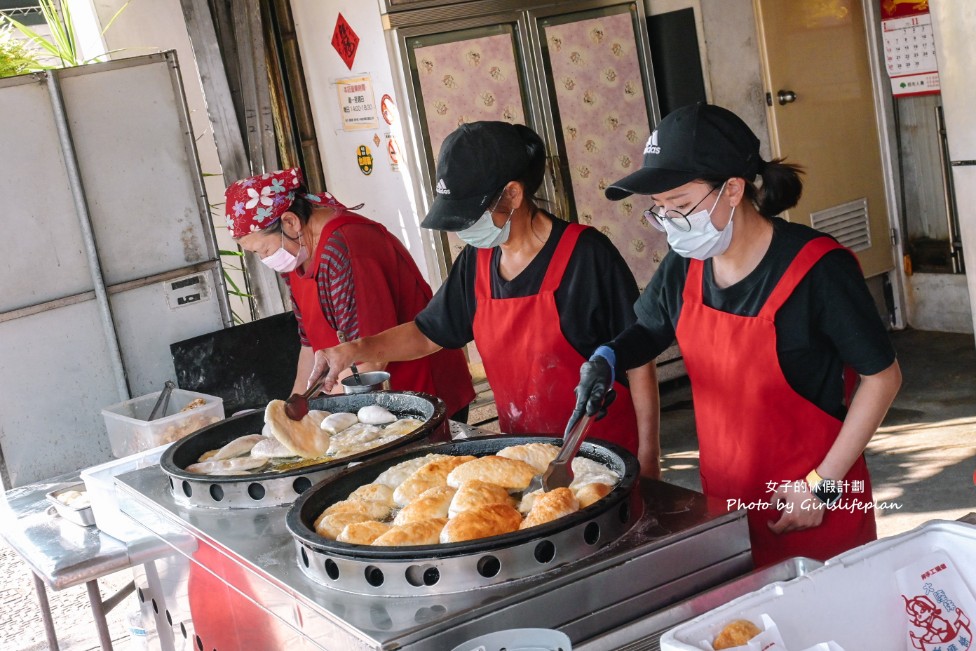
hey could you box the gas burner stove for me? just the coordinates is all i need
[117,464,750,650]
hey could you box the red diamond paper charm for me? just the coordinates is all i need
[331,13,359,70]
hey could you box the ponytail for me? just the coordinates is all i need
[752,158,804,218]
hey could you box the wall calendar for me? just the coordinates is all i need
[881,2,940,97]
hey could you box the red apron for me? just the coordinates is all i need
[472,223,639,454]
[675,237,876,567]
[287,212,473,416]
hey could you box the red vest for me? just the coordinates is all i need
[675,237,876,567]
[287,212,474,416]
[472,224,639,454]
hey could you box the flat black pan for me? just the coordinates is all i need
[160,391,447,483]
[286,435,639,560]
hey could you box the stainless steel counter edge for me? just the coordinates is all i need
[115,464,750,650]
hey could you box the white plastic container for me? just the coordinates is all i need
[451,628,572,651]
[81,443,171,542]
[101,388,223,458]
[660,520,976,650]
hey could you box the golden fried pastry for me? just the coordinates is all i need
[347,483,395,508]
[446,456,537,491]
[520,487,579,529]
[518,488,543,514]
[393,455,477,506]
[250,436,296,460]
[496,443,560,474]
[712,619,761,650]
[265,399,331,459]
[322,498,391,521]
[180,398,207,412]
[449,480,515,518]
[197,449,219,462]
[381,418,424,438]
[314,511,373,540]
[372,518,447,546]
[186,456,268,475]
[570,457,619,484]
[573,482,614,508]
[373,454,452,489]
[357,404,397,425]
[440,504,523,543]
[319,412,358,435]
[393,486,456,525]
[337,520,391,545]
[210,434,265,461]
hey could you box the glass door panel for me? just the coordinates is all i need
[406,23,532,262]
[537,4,666,289]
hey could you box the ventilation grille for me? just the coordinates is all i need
[810,198,871,251]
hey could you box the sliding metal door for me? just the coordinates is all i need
[392,0,663,288]
[532,2,664,289]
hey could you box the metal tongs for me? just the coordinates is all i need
[148,381,176,421]
[284,366,330,421]
[526,406,594,494]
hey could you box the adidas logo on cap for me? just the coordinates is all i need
[436,178,451,195]
[644,131,660,155]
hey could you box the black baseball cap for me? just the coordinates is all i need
[421,121,531,231]
[606,103,762,200]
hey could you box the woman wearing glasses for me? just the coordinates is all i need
[310,121,661,476]
[576,103,901,566]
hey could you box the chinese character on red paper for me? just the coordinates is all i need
[331,13,359,70]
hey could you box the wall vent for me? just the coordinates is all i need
[810,198,871,251]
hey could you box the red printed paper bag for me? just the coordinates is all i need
[896,551,976,651]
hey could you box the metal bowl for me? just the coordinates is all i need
[286,435,641,596]
[160,391,448,509]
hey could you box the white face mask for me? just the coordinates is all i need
[663,183,734,260]
[457,206,514,249]
[260,230,308,273]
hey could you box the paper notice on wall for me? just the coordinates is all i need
[337,75,378,131]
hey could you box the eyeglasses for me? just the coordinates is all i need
[644,186,719,232]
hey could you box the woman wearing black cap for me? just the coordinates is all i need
[310,121,661,476]
[575,103,902,566]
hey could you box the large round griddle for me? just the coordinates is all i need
[160,391,447,509]
[286,435,641,596]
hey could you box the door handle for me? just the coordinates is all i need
[777,89,798,105]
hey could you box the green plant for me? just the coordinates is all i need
[0,20,42,77]
[219,248,254,325]
[2,0,130,70]
[204,174,255,325]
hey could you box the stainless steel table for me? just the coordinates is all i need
[0,470,174,651]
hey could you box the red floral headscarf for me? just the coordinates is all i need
[224,168,354,238]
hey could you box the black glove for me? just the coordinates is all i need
[574,357,617,421]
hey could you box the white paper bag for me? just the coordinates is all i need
[895,550,976,651]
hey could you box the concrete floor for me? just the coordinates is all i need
[1,328,974,650]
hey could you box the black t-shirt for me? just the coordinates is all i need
[416,217,640,377]
[611,218,896,419]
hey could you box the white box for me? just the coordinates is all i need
[101,388,223,458]
[660,521,976,650]
[80,444,171,542]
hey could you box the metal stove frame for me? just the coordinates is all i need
[116,462,751,650]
